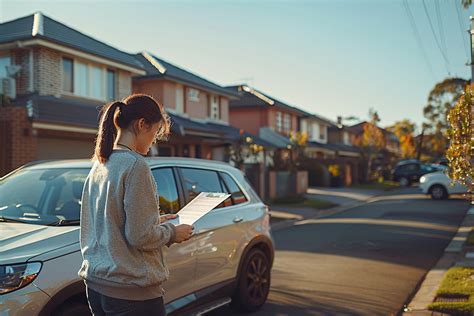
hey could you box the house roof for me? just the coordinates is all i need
[226,85,309,116]
[133,52,238,98]
[258,127,292,149]
[206,122,275,148]
[0,12,144,70]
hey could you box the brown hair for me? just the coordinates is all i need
[93,94,170,163]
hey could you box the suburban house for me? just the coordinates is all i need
[0,12,145,176]
[132,52,259,161]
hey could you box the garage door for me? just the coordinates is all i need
[37,137,95,160]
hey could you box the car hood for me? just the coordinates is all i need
[0,223,79,265]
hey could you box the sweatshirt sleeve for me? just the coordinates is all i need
[123,158,176,251]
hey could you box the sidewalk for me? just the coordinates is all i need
[403,204,474,315]
[269,186,387,231]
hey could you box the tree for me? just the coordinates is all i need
[227,129,264,169]
[446,86,473,194]
[462,0,472,8]
[354,109,386,181]
[387,119,417,159]
[423,78,469,158]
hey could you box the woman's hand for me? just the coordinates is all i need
[160,214,178,223]
[174,224,194,243]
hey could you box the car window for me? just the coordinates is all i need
[0,168,89,224]
[180,168,226,207]
[220,172,248,205]
[151,168,180,215]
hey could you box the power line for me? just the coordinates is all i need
[434,0,447,59]
[454,0,470,62]
[403,0,436,80]
[422,0,451,75]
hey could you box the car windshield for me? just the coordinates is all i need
[0,168,89,225]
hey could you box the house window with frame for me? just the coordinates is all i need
[319,124,326,140]
[210,95,220,120]
[107,69,115,101]
[276,111,282,132]
[62,58,73,93]
[90,65,104,100]
[74,61,89,97]
[187,88,200,102]
[283,113,291,132]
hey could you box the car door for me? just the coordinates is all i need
[177,167,252,292]
[150,167,197,303]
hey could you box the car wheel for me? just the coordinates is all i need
[430,185,448,200]
[399,177,410,187]
[231,248,271,312]
[53,302,91,316]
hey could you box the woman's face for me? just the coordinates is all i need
[136,119,162,155]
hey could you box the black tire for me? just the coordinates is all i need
[231,248,271,313]
[399,177,410,187]
[53,302,91,316]
[430,185,448,200]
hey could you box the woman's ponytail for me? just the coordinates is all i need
[93,101,124,163]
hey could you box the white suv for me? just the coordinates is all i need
[419,171,468,200]
[0,157,274,316]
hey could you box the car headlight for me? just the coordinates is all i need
[419,176,426,184]
[0,262,42,294]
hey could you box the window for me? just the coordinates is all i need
[319,124,326,140]
[62,58,73,93]
[210,95,220,120]
[283,113,291,132]
[220,172,247,205]
[91,65,104,100]
[180,168,225,204]
[74,61,89,97]
[343,131,350,145]
[195,144,202,158]
[62,57,116,101]
[187,88,200,102]
[276,111,282,132]
[151,168,180,215]
[107,69,116,101]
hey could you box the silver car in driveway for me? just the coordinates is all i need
[0,157,274,316]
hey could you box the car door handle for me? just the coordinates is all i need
[233,217,243,223]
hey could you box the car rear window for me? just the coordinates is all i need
[220,172,248,205]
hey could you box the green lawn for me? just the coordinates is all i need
[271,196,338,210]
[350,180,399,191]
[428,267,474,315]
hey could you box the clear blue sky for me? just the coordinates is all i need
[1,0,473,129]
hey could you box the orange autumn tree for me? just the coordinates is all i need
[387,119,417,159]
[354,109,386,181]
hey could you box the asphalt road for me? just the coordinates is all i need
[209,188,469,316]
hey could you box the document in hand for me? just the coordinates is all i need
[174,192,230,225]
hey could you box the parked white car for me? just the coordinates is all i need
[419,171,468,200]
[0,157,274,316]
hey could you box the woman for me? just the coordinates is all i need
[79,94,194,316]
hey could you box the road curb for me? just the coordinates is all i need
[402,205,474,315]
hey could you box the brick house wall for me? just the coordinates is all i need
[0,106,37,176]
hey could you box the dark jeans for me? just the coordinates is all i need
[86,287,167,316]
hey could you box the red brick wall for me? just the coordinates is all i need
[229,107,268,135]
[0,107,37,176]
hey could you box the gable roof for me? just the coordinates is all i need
[226,85,308,116]
[133,52,238,98]
[0,12,144,71]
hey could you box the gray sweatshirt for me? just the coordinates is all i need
[78,149,176,300]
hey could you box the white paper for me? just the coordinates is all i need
[170,192,230,226]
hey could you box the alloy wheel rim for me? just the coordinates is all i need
[246,254,269,303]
